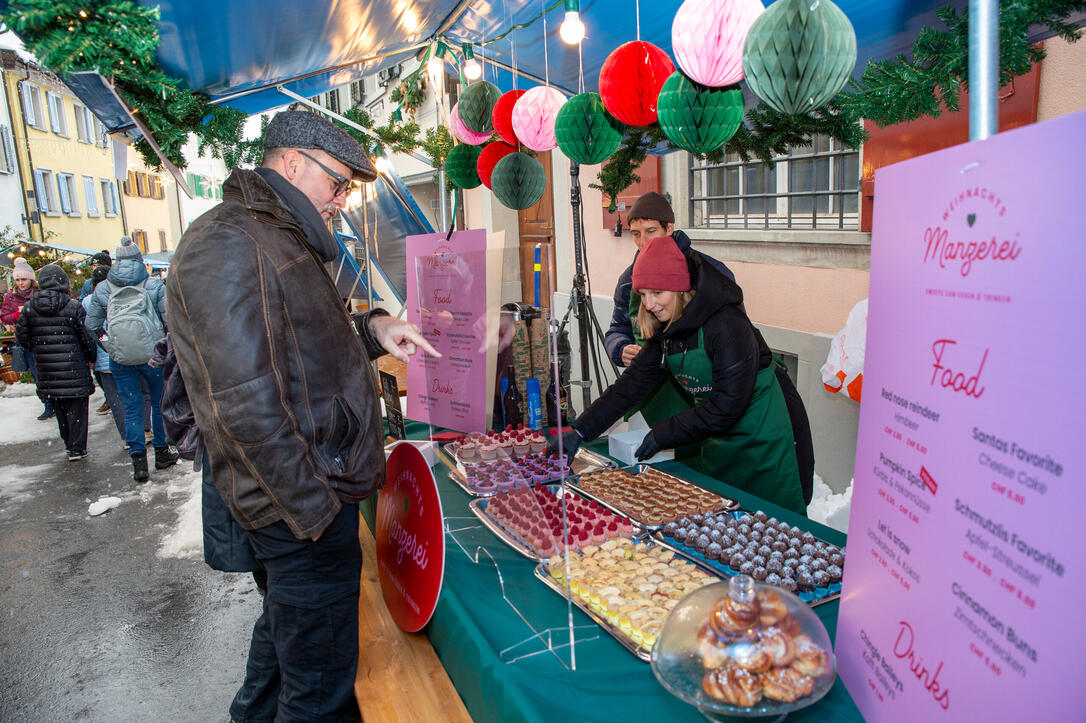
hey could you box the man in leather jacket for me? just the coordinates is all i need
[167,111,438,722]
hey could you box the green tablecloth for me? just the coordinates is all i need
[365,424,861,723]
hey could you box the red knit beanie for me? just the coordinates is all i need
[632,236,691,293]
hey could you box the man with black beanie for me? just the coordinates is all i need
[79,250,111,301]
[604,191,736,367]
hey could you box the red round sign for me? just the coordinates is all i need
[376,442,445,632]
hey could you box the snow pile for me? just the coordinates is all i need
[0,388,55,445]
[158,467,204,560]
[88,496,124,516]
[0,381,41,398]
[0,462,53,509]
[807,475,853,534]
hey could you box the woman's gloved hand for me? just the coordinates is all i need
[547,427,583,465]
[634,431,660,461]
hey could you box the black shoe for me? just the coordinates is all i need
[132,452,150,483]
[68,450,88,461]
[37,410,56,421]
[154,446,179,470]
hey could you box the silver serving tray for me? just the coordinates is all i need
[650,515,843,608]
[534,563,653,663]
[468,485,642,561]
[569,464,739,531]
[439,441,615,497]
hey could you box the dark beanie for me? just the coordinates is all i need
[627,191,674,226]
[92,265,110,285]
[91,250,112,266]
[632,236,691,293]
[37,263,70,292]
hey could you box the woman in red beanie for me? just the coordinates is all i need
[559,236,811,515]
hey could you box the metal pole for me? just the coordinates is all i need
[438,167,448,230]
[969,0,999,141]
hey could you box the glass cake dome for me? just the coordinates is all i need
[651,575,837,719]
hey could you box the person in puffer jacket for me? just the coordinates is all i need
[15,264,97,460]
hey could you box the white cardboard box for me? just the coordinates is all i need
[607,428,674,466]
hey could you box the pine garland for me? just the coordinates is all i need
[839,0,1085,126]
[1,0,247,171]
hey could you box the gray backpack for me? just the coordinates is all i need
[102,280,164,365]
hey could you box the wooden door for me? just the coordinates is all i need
[517,150,556,308]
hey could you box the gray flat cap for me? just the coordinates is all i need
[264,110,377,182]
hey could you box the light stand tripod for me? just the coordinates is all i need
[558,162,618,412]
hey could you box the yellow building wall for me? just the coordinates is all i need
[121,154,177,254]
[4,71,124,250]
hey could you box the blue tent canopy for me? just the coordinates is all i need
[144,0,991,115]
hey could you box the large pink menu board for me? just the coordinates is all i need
[405,230,490,433]
[836,110,1085,721]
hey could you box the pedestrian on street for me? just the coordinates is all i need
[82,265,127,442]
[15,264,97,460]
[85,237,178,482]
[81,250,113,416]
[2,258,55,420]
[167,110,440,722]
[79,250,112,301]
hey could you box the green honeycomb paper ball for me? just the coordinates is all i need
[458,80,502,134]
[742,0,857,115]
[657,72,744,155]
[445,144,482,189]
[490,152,546,210]
[554,92,624,166]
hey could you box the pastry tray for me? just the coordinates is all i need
[534,563,653,663]
[468,485,643,562]
[438,441,616,497]
[651,511,843,607]
[569,464,739,531]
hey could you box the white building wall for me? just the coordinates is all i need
[0,69,29,237]
[177,134,230,231]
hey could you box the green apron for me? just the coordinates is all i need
[665,328,806,516]
[626,293,700,462]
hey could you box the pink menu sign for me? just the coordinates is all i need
[836,109,1086,721]
[405,229,490,433]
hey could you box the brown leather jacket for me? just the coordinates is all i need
[167,169,387,539]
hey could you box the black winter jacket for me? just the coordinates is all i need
[167,169,389,540]
[16,274,97,399]
[577,252,771,449]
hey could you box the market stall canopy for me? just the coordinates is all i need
[143,0,980,116]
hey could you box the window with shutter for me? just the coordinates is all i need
[0,126,15,174]
[46,92,68,136]
[124,170,135,196]
[56,173,71,213]
[33,169,51,213]
[84,175,100,216]
[158,229,167,252]
[57,173,79,215]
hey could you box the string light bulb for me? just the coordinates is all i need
[427,40,449,81]
[560,0,586,45]
[462,44,482,81]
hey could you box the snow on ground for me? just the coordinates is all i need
[1,380,204,559]
[807,474,853,534]
[0,462,55,510]
[157,466,204,560]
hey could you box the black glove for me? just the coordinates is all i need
[634,431,660,461]
[547,428,583,465]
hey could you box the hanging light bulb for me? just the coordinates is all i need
[427,40,449,81]
[348,186,364,207]
[560,0,585,45]
[374,156,392,175]
[19,245,27,252]
[462,44,482,81]
[38,250,45,256]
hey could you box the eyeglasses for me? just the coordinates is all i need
[298,150,352,196]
